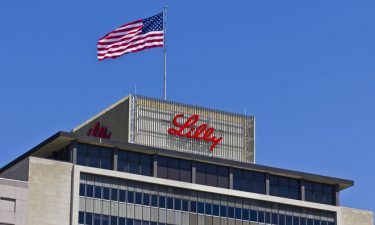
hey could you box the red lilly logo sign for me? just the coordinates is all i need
[87,122,112,139]
[167,114,223,151]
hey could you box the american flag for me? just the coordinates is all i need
[97,13,164,61]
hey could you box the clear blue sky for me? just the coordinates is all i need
[1,0,374,212]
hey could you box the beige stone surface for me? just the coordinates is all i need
[338,207,374,225]
[27,157,73,225]
[0,178,28,225]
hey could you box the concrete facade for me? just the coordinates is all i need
[0,178,28,225]
[27,157,73,225]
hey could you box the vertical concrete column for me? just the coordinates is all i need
[69,141,78,164]
[192,161,196,183]
[265,174,270,195]
[335,184,340,206]
[229,167,234,189]
[153,155,158,178]
[300,179,305,201]
[113,148,118,171]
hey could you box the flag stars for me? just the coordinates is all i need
[142,13,163,34]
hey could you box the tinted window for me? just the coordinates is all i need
[196,163,206,185]
[217,166,229,188]
[167,197,174,209]
[95,186,102,199]
[151,195,158,207]
[103,187,110,200]
[135,192,142,204]
[243,209,249,221]
[198,202,205,214]
[228,206,234,219]
[220,205,227,217]
[175,198,181,210]
[80,183,85,196]
[118,152,128,172]
[159,196,166,208]
[190,201,197,213]
[157,157,168,179]
[111,216,117,225]
[206,165,218,187]
[111,189,118,201]
[127,191,134,203]
[213,204,220,216]
[182,200,189,212]
[205,203,212,215]
[119,190,126,202]
[87,185,94,198]
[250,210,257,222]
[79,211,85,224]
[143,193,150,206]
[235,207,242,219]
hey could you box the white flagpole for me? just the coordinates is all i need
[163,5,167,100]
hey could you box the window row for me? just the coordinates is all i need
[79,212,174,225]
[79,184,335,225]
[75,143,336,206]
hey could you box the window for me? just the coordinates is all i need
[228,206,234,219]
[175,198,181,210]
[217,166,229,188]
[168,158,180,181]
[129,152,140,174]
[198,202,205,214]
[220,205,227,217]
[118,152,128,172]
[182,200,189,212]
[119,190,126,202]
[206,165,218,186]
[94,214,101,225]
[205,203,212,215]
[242,209,249,221]
[196,163,206,185]
[151,195,158,207]
[235,207,242,220]
[95,186,102,199]
[279,215,285,225]
[180,160,192,183]
[119,217,126,225]
[143,193,150,206]
[305,181,335,205]
[80,183,85,196]
[270,175,300,200]
[135,192,142,205]
[127,191,134,203]
[111,189,118,201]
[167,197,174,209]
[101,149,112,170]
[258,211,265,223]
[87,185,94,198]
[79,211,85,224]
[111,216,118,225]
[103,187,110,200]
[141,155,152,176]
[213,204,220,216]
[159,196,166,208]
[76,143,113,170]
[233,169,265,194]
[250,210,257,222]
[157,157,168,179]
[86,213,93,225]
[102,215,110,225]
[190,201,197,213]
